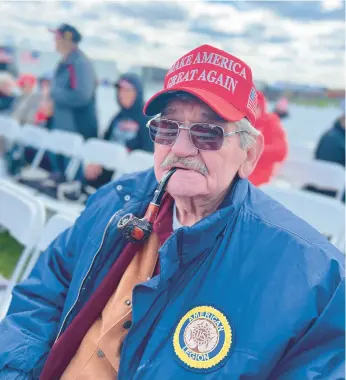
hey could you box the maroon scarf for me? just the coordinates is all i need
[40,195,173,379]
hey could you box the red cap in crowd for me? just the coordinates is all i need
[17,74,36,89]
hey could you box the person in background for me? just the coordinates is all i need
[5,74,54,176]
[84,73,153,190]
[305,100,345,201]
[274,92,289,119]
[49,23,98,175]
[49,23,98,139]
[11,73,41,125]
[34,75,54,129]
[249,91,288,186]
[0,72,18,113]
[315,100,345,168]
[0,72,19,158]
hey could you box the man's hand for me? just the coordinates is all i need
[84,164,103,180]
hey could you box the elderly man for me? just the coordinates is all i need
[0,45,344,379]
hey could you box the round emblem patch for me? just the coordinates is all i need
[173,306,232,370]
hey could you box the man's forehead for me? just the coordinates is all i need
[162,98,224,121]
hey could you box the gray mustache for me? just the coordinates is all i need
[160,156,208,176]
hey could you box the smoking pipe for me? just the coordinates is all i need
[117,168,177,243]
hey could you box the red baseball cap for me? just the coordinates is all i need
[17,74,36,88]
[144,44,258,125]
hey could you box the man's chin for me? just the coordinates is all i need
[165,176,207,198]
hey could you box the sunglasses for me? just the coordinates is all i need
[147,117,247,151]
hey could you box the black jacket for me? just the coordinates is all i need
[315,118,345,167]
[104,73,153,153]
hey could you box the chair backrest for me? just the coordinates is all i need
[260,184,345,250]
[17,124,49,150]
[78,138,129,170]
[126,150,154,174]
[0,115,21,142]
[19,212,78,282]
[287,143,314,161]
[0,181,46,317]
[45,130,84,157]
[0,181,46,246]
[275,158,345,199]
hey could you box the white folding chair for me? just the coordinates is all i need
[0,184,46,317]
[2,125,50,194]
[36,192,85,217]
[16,124,50,169]
[21,212,78,281]
[14,130,84,214]
[274,158,345,200]
[125,150,154,174]
[35,139,127,215]
[286,143,314,161]
[260,185,345,251]
[0,115,21,143]
[81,138,128,169]
[69,138,129,179]
[44,130,84,181]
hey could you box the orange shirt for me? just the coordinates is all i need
[61,232,160,380]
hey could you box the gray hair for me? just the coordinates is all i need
[235,117,260,151]
[161,92,261,151]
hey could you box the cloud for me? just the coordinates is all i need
[233,0,345,21]
[0,0,344,88]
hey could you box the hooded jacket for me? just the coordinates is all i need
[85,73,154,189]
[249,94,288,186]
[104,73,153,153]
[0,169,344,379]
[316,118,345,168]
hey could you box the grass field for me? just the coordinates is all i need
[0,232,22,279]
[291,98,341,108]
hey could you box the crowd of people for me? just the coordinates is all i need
[0,22,344,205]
[0,24,157,201]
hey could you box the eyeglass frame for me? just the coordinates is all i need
[146,115,248,151]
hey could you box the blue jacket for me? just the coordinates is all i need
[51,48,98,139]
[0,170,344,379]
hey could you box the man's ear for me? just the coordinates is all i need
[238,134,264,178]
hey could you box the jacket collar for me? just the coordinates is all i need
[112,170,249,282]
[113,169,249,263]
[175,176,249,265]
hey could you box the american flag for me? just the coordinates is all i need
[21,50,40,64]
[0,46,13,63]
[247,87,257,116]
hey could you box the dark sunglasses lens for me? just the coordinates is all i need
[190,124,224,150]
[148,119,179,145]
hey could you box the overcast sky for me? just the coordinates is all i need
[0,0,345,88]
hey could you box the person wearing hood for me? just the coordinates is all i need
[0,72,18,113]
[304,100,345,201]
[83,73,153,190]
[249,91,288,186]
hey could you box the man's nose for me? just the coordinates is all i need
[170,127,198,157]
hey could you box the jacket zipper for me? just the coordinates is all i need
[54,209,122,342]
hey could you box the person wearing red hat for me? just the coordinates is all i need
[11,73,40,125]
[248,91,288,186]
[0,45,343,380]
